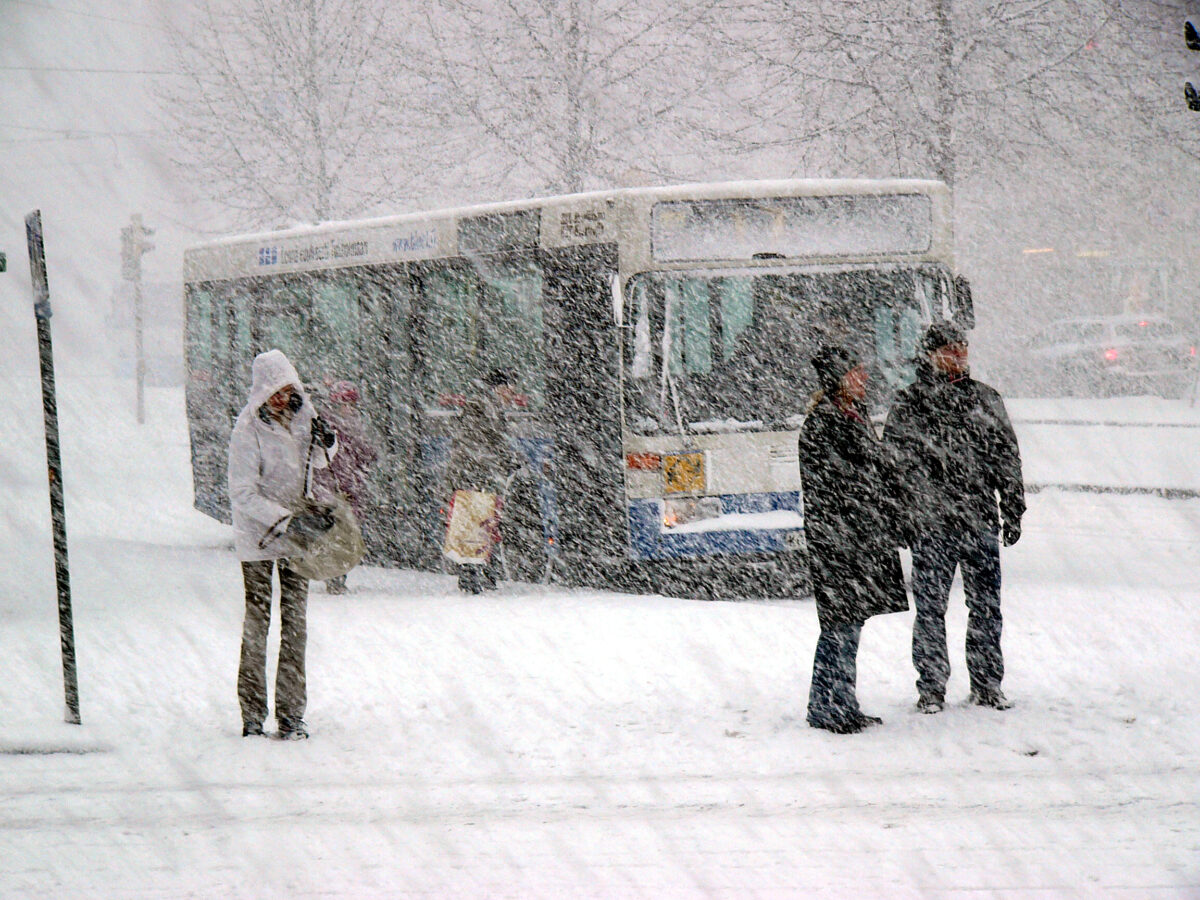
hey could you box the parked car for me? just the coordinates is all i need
[1007,315,1197,398]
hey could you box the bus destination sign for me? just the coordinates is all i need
[651,194,933,263]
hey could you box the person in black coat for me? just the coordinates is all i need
[884,322,1025,713]
[798,345,910,734]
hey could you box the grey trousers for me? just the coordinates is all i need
[238,559,308,727]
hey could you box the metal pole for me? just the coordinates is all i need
[25,210,81,725]
[134,275,145,424]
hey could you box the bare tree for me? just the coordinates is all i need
[159,0,415,228]
[406,0,734,198]
[712,0,1193,188]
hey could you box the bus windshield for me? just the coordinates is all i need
[624,265,947,433]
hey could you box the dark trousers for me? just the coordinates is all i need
[911,529,1003,700]
[807,621,863,725]
[457,557,500,593]
[238,559,308,727]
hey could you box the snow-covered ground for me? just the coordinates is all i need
[1010,397,1200,493]
[2,376,1199,898]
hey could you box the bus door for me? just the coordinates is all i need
[411,250,555,574]
[541,244,624,580]
[357,265,427,568]
[410,259,481,566]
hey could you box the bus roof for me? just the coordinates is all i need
[186,178,947,251]
[184,178,951,282]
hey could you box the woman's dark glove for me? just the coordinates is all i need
[1002,519,1022,547]
[311,417,337,449]
[288,504,336,539]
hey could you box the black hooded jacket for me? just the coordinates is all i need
[883,363,1025,535]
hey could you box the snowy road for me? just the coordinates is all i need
[3,491,1199,898]
[2,382,1199,896]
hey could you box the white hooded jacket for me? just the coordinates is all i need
[227,350,337,562]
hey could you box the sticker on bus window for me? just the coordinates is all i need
[664,452,705,494]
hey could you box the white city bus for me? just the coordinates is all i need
[184,178,968,598]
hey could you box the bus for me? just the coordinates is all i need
[184,178,970,598]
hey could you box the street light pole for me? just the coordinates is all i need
[121,214,155,424]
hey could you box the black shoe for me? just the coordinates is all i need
[807,716,864,735]
[969,689,1012,710]
[275,717,309,740]
[854,713,883,728]
[242,722,265,737]
[916,695,945,714]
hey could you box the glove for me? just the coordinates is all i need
[287,504,336,540]
[311,417,337,449]
[1002,520,1022,547]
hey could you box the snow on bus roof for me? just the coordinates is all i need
[185,177,948,253]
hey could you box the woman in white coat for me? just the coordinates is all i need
[228,349,336,739]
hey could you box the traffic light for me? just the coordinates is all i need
[1187,21,1200,111]
[120,214,155,281]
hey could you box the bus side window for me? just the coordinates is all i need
[186,287,214,378]
[210,284,234,404]
[311,275,361,384]
[475,254,545,409]
[258,281,308,365]
[423,265,478,407]
[230,282,255,391]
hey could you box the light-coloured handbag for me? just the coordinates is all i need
[288,421,366,581]
[289,495,366,581]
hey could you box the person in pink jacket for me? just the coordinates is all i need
[314,380,378,594]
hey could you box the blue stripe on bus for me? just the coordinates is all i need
[627,492,803,561]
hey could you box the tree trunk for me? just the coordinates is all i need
[933,0,957,190]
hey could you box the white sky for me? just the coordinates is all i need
[1,0,196,376]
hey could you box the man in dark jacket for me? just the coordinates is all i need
[799,345,909,734]
[884,322,1025,713]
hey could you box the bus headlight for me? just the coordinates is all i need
[663,496,723,529]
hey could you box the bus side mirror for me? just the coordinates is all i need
[953,275,975,329]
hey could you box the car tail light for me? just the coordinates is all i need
[1191,346,1196,357]
[1103,348,1119,361]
